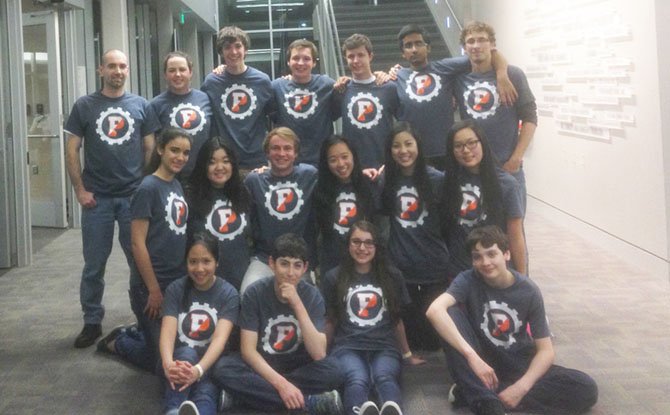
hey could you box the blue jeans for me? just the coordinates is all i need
[164,347,218,415]
[115,282,173,373]
[333,348,402,415]
[80,195,133,324]
[443,306,598,414]
[212,353,344,412]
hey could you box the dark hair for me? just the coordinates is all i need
[271,233,308,262]
[314,135,375,233]
[186,136,249,218]
[342,33,373,55]
[287,39,318,62]
[163,51,193,73]
[331,221,401,324]
[381,121,435,214]
[442,119,505,234]
[397,24,431,50]
[465,225,509,253]
[146,127,192,175]
[216,26,250,55]
[181,232,220,311]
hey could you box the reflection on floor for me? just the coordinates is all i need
[0,199,668,414]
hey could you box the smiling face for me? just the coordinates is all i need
[452,127,483,174]
[207,148,232,189]
[348,227,376,274]
[345,45,374,80]
[267,134,297,176]
[98,50,128,92]
[164,56,192,94]
[391,131,419,175]
[463,30,494,67]
[327,142,354,182]
[471,242,512,287]
[401,32,430,69]
[221,39,247,71]
[187,243,217,290]
[288,46,316,83]
[159,136,191,176]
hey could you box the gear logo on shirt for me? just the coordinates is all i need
[165,192,188,235]
[264,181,304,220]
[464,81,500,120]
[333,192,359,235]
[206,199,247,241]
[221,83,257,120]
[95,107,135,145]
[346,284,386,327]
[262,314,301,354]
[284,88,318,119]
[347,92,383,129]
[178,301,218,348]
[170,102,207,134]
[394,185,427,228]
[480,300,522,349]
[458,183,486,228]
[406,71,442,103]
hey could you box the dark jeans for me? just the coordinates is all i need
[115,281,173,373]
[404,281,450,351]
[212,353,344,412]
[333,348,402,415]
[443,307,598,414]
[164,347,218,415]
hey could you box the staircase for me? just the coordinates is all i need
[332,0,453,73]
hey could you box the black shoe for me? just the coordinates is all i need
[353,401,379,415]
[379,401,402,415]
[448,383,467,408]
[96,323,134,354]
[474,399,507,415]
[306,390,344,415]
[74,324,102,348]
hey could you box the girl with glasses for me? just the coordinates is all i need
[321,221,409,415]
[443,119,526,275]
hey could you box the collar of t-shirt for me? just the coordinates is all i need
[352,75,376,85]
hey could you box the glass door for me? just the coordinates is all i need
[23,11,67,228]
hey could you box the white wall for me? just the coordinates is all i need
[472,0,669,266]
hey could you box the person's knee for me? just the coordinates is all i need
[573,374,598,412]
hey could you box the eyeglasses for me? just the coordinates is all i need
[350,238,376,248]
[453,139,480,152]
[402,40,427,50]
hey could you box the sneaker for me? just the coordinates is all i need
[474,399,507,415]
[379,401,402,415]
[306,389,344,415]
[353,401,379,415]
[96,324,133,354]
[219,388,234,411]
[74,323,102,348]
[447,383,466,408]
[178,400,199,415]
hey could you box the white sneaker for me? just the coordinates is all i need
[177,400,199,415]
[353,400,380,415]
[380,401,402,415]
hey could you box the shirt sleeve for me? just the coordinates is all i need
[218,280,241,324]
[162,279,183,318]
[130,181,155,220]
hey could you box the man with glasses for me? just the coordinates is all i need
[456,21,537,211]
[394,25,516,169]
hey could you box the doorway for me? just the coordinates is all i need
[23,10,68,228]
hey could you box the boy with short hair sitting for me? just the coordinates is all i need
[212,233,343,414]
[426,225,598,415]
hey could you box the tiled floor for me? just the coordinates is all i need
[0,198,668,414]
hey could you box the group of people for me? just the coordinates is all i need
[64,19,598,415]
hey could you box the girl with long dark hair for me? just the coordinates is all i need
[186,136,251,291]
[314,135,377,274]
[381,121,450,351]
[159,233,239,415]
[442,119,526,274]
[322,221,409,415]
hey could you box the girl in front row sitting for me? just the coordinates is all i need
[321,221,408,415]
[160,233,240,415]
